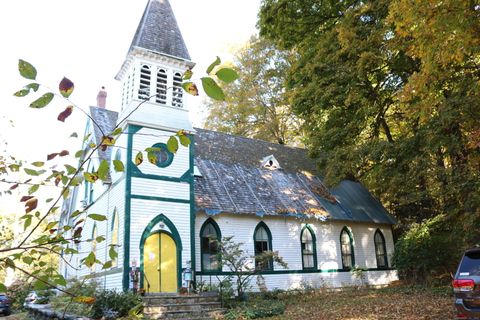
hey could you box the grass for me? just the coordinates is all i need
[257,285,456,320]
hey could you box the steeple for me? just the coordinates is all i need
[129,0,190,60]
[115,0,195,131]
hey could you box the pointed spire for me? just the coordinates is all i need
[129,0,191,60]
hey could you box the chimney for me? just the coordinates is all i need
[96,86,107,108]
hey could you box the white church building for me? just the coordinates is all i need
[59,0,398,293]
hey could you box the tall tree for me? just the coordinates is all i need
[258,0,480,229]
[204,36,302,146]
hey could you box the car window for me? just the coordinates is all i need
[0,296,8,301]
[459,251,480,276]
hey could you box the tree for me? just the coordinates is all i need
[217,236,287,299]
[258,0,480,281]
[204,36,302,146]
[0,57,236,296]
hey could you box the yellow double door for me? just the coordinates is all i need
[144,232,177,293]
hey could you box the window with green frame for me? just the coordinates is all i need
[374,229,388,268]
[254,222,273,271]
[301,226,317,269]
[200,219,221,271]
[340,227,355,270]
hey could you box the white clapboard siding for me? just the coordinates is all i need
[131,177,189,200]
[68,179,125,289]
[110,131,129,183]
[195,213,397,291]
[129,198,191,269]
[131,127,190,177]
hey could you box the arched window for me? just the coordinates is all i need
[111,209,119,267]
[200,219,221,271]
[91,224,98,272]
[340,227,355,270]
[374,229,388,268]
[254,222,273,270]
[301,226,317,270]
[172,72,183,107]
[156,69,167,104]
[138,64,151,100]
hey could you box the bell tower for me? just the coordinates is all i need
[115,0,195,131]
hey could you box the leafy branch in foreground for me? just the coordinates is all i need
[0,57,238,297]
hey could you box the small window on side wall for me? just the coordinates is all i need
[340,227,355,270]
[254,222,273,271]
[200,219,221,271]
[374,229,388,268]
[149,143,174,168]
[301,226,317,270]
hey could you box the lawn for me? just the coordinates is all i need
[259,285,456,320]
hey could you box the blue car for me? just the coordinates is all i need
[0,294,11,316]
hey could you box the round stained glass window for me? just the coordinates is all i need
[150,143,174,167]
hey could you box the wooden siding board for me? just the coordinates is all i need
[131,177,189,199]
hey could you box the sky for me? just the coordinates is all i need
[0,0,261,159]
[0,0,261,213]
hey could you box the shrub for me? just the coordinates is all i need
[392,214,461,284]
[224,299,285,319]
[90,290,142,319]
[50,278,99,317]
[7,278,31,311]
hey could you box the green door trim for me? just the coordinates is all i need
[139,214,183,292]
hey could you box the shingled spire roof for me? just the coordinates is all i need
[129,0,191,60]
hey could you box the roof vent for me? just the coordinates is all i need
[261,155,281,170]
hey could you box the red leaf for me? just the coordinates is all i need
[73,227,83,238]
[47,153,58,161]
[24,179,32,184]
[20,195,34,202]
[9,183,19,190]
[59,150,69,157]
[57,106,73,122]
[54,176,61,186]
[25,198,38,213]
[59,77,74,98]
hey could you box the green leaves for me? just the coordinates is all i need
[97,160,109,181]
[183,69,193,80]
[88,214,107,221]
[30,92,54,108]
[206,56,221,74]
[59,77,74,98]
[113,160,124,172]
[84,252,96,268]
[18,59,37,80]
[0,283,6,293]
[216,68,239,83]
[202,77,225,101]
[109,246,118,260]
[167,136,179,153]
[135,152,143,166]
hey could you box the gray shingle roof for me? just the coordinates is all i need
[194,128,396,225]
[129,0,191,60]
[85,110,395,225]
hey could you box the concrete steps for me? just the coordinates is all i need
[143,294,225,319]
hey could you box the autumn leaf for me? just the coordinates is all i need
[59,150,69,157]
[183,69,193,80]
[47,153,58,161]
[135,152,143,166]
[57,106,73,122]
[59,77,74,98]
[20,195,34,202]
[25,197,38,213]
[167,136,179,153]
[9,183,19,190]
[182,82,199,96]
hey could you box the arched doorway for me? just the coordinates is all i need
[140,214,182,293]
[143,231,177,293]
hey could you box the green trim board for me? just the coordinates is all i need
[340,226,355,270]
[188,134,196,278]
[139,214,183,291]
[196,267,396,276]
[300,225,318,270]
[131,169,190,183]
[199,218,222,272]
[123,124,140,291]
[130,194,190,204]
